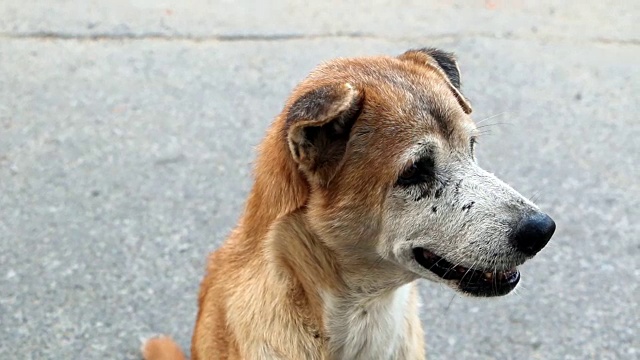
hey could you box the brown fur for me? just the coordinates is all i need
[143,337,187,360]
[142,49,476,359]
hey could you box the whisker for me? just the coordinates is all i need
[529,191,542,203]
[363,254,387,274]
[475,122,512,130]
[475,112,507,125]
[444,293,457,313]
[427,257,450,273]
[440,257,468,278]
[459,260,479,289]
[514,282,528,296]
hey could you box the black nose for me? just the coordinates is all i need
[511,212,556,256]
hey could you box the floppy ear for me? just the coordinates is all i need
[286,83,363,185]
[399,48,472,114]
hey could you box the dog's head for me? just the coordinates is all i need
[284,48,555,297]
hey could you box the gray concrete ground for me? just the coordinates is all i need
[0,1,638,359]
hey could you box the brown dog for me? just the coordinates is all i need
[142,48,555,359]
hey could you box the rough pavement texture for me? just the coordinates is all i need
[1,1,638,359]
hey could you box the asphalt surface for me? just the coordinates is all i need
[1,1,638,359]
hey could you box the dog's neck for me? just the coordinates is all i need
[267,212,416,359]
[321,283,415,359]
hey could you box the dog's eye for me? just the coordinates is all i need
[399,164,418,183]
[397,157,435,186]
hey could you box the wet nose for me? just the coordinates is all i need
[511,212,556,256]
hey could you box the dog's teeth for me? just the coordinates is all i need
[484,272,493,279]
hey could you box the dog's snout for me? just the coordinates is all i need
[511,212,556,256]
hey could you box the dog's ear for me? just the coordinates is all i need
[399,48,472,114]
[286,83,363,185]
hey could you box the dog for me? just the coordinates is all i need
[141,48,556,360]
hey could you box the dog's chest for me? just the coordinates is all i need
[321,284,412,360]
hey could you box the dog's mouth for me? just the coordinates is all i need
[412,248,520,297]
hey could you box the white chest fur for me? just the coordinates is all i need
[321,284,413,360]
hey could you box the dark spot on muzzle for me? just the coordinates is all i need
[462,201,475,211]
[433,179,449,199]
[454,179,463,195]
